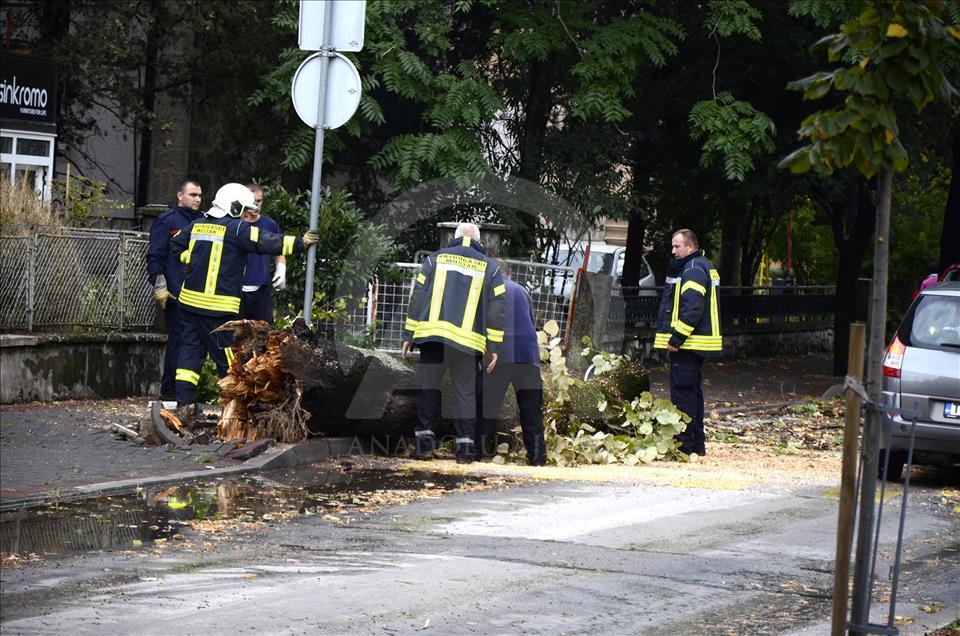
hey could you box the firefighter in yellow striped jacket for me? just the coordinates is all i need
[400,223,507,463]
[653,229,722,456]
[168,183,318,425]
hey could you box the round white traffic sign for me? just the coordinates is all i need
[291,52,362,130]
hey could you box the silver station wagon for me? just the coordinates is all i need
[880,281,960,480]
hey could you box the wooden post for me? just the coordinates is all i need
[831,321,866,635]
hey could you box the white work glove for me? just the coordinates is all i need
[153,274,176,310]
[272,262,287,291]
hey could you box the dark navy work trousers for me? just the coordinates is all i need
[479,363,546,464]
[175,310,235,405]
[240,285,274,324]
[415,342,481,460]
[160,301,183,399]
[669,349,706,454]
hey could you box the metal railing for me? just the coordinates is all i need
[326,260,579,352]
[613,284,835,329]
[1,228,835,344]
[503,258,577,336]
[0,227,155,332]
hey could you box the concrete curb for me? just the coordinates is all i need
[0,437,358,513]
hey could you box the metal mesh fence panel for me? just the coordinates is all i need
[0,227,155,331]
[502,259,576,334]
[122,238,156,329]
[372,263,419,352]
[318,292,371,345]
[34,233,120,328]
[616,285,836,329]
[352,261,575,352]
[0,235,32,330]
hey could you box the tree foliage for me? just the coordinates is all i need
[781,1,959,178]
[260,185,397,317]
[10,0,957,312]
[689,92,777,181]
[506,324,689,466]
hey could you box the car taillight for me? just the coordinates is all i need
[883,335,905,378]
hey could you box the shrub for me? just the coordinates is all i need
[494,322,689,466]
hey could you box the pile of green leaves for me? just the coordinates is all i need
[495,322,689,466]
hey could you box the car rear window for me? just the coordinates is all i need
[906,295,960,350]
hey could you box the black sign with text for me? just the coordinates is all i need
[0,53,58,126]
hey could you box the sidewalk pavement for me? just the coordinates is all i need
[649,350,837,409]
[0,400,240,507]
[1,353,838,510]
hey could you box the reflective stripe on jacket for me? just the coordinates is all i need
[403,237,507,355]
[654,251,723,356]
[169,216,303,317]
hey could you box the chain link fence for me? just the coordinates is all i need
[325,260,577,352]
[0,227,154,332]
[502,258,576,334]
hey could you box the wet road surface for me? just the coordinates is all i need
[1,461,957,635]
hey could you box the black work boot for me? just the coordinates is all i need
[455,439,477,464]
[413,430,436,459]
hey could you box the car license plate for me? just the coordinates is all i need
[945,402,960,419]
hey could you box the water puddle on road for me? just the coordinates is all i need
[0,463,504,557]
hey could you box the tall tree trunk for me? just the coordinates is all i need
[849,167,893,631]
[512,58,556,254]
[135,0,162,208]
[739,220,758,290]
[621,210,647,288]
[832,177,875,376]
[718,211,743,287]
[41,0,71,162]
[940,129,960,273]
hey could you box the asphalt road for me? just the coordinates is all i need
[2,464,957,635]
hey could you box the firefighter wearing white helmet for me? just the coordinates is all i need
[208,182,258,218]
[168,182,319,425]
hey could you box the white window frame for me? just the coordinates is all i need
[0,129,56,202]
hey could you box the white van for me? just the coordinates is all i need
[551,241,657,296]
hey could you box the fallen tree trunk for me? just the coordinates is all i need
[216,319,418,441]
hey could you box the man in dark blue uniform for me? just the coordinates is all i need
[239,184,285,324]
[653,229,723,456]
[147,179,202,402]
[401,223,507,463]
[168,182,318,425]
[478,260,546,465]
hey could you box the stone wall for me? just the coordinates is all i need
[1,333,166,403]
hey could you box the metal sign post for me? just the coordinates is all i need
[302,0,333,325]
[296,0,365,325]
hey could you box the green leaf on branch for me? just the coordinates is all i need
[689,92,776,182]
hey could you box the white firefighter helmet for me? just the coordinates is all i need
[208,183,258,218]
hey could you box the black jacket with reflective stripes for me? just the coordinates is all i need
[403,237,507,355]
[169,216,304,317]
[654,251,723,356]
